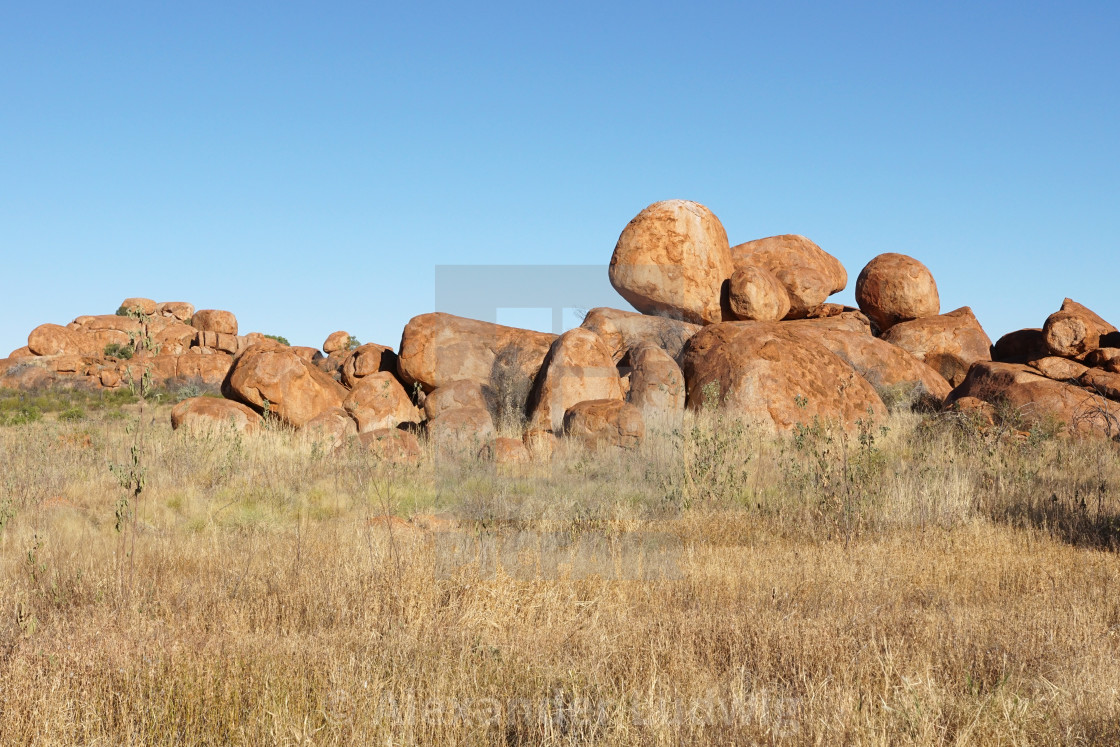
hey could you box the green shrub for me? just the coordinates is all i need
[59,407,85,422]
[264,334,290,346]
[347,336,362,350]
[104,342,134,360]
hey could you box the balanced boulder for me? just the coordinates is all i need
[223,342,347,427]
[1043,298,1117,359]
[323,331,352,354]
[608,200,733,325]
[880,307,991,388]
[119,298,157,316]
[340,343,398,389]
[679,322,887,431]
[526,328,624,433]
[730,235,846,319]
[727,265,791,322]
[855,253,940,332]
[192,309,238,336]
[171,397,261,434]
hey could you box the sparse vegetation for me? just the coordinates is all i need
[264,334,290,346]
[1,407,1119,744]
[103,341,135,359]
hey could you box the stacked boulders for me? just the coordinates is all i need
[952,299,1120,438]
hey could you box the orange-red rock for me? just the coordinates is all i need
[156,302,195,322]
[880,307,992,387]
[609,200,733,325]
[301,406,358,446]
[1086,348,1120,373]
[991,328,1048,365]
[426,406,496,446]
[580,307,700,363]
[527,328,624,433]
[679,322,887,431]
[478,437,530,464]
[341,343,398,388]
[424,379,489,421]
[356,428,423,464]
[192,309,238,336]
[397,313,556,397]
[176,354,234,386]
[223,343,347,427]
[1080,368,1120,401]
[727,265,791,322]
[343,372,421,433]
[1029,357,1089,382]
[563,399,645,449]
[626,342,686,413]
[171,397,261,433]
[120,298,157,316]
[855,253,940,332]
[28,324,85,357]
[1043,299,1116,359]
[730,235,846,319]
[322,331,351,354]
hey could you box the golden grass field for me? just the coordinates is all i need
[1,389,1119,745]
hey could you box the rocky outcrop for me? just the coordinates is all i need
[423,379,489,421]
[343,373,421,433]
[192,309,238,336]
[855,253,940,332]
[1043,299,1117,359]
[171,397,261,433]
[563,400,645,449]
[223,343,347,427]
[609,200,733,325]
[322,331,352,354]
[580,307,699,362]
[679,322,887,431]
[880,307,992,387]
[340,343,398,388]
[1029,357,1089,382]
[28,324,86,357]
[526,328,624,433]
[626,342,686,413]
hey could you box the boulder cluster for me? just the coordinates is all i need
[4,199,1119,453]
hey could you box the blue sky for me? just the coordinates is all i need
[2,1,1118,354]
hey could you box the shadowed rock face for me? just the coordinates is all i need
[223,342,348,427]
[855,253,940,332]
[679,321,887,432]
[626,342,686,414]
[527,328,624,434]
[340,343,398,389]
[171,397,261,434]
[945,361,1120,438]
[396,313,556,404]
[609,200,733,326]
[563,399,645,450]
[991,329,1048,365]
[880,307,992,388]
[729,234,847,319]
[580,307,700,363]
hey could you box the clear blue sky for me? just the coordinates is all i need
[3,1,1118,355]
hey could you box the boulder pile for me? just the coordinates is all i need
[4,199,1118,449]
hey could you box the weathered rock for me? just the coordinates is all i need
[880,307,992,388]
[223,343,348,427]
[290,346,323,363]
[563,400,645,449]
[1029,357,1089,382]
[424,379,489,421]
[397,313,556,408]
[727,265,791,321]
[120,356,179,388]
[0,359,54,390]
[192,309,238,336]
[341,343,398,389]
[1086,348,1120,373]
[356,428,423,464]
[343,372,421,433]
[120,298,157,316]
[730,235,846,319]
[679,322,887,431]
[580,307,700,363]
[323,331,351,354]
[609,200,733,325]
[28,324,85,357]
[1043,299,1116,359]
[171,397,261,434]
[8,346,34,360]
[426,406,496,446]
[855,253,940,332]
[945,361,1120,438]
[196,331,240,355]
[527,328,624,433]
[157,302,195,322]
[779,321,952,404]
[626,342,686,413]
[991,329,1048,364]
[805,303,867,321]
[301,407,358,446]
[1081,369,1120,401]
[76,315,143,334]
[478,437,531,465]
[177,354,234,386]
[153,322,197,356]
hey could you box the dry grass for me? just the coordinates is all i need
[1,400,1120,745]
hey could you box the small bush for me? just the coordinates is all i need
[104,342,134,360]
[58,407,85,423]
[347,336,362,350]
[264,334,290,346]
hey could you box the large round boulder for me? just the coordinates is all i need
[397,313,556,403]
[879,307,992,388]
[28,324,86,357]
[608,200,733,325]
[991,329,1048,365]
[322,331,352,354]
[192,309,238,336]
[223,342,348,427]
[171,397,262,434]
[855,253,940,332]
[729,235,846,319]
[580,307,700,363]
[1044,298,1118,359]
[343,372,421,433]
[679,322,887,431]
[426,406,496,447]
[526,328,624,433]
[301,406,359,446]
[424,379,489,421]
[341,343,398,388]
[727,265,791,322]
[564,399,645,449]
